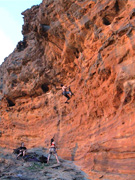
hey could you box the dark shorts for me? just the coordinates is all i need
[62,91,71,100]
[62,91,70,96]
[49,147,57,154]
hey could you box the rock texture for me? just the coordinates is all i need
[0,147,88,180]
[0,0,135,179]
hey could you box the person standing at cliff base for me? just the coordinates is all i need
[47,138,60,164]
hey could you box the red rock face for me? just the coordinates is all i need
[0,0,135,179]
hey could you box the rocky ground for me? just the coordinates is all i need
[0,147,88,180]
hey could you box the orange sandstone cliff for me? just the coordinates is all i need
[0,0,135,179]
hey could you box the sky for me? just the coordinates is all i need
[0,0,42,65]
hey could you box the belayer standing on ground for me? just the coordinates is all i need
[47,138,60,164]
[61,84,73,103]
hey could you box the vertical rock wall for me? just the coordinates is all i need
[0,0,135,179]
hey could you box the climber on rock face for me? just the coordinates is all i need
[61,84,73,103]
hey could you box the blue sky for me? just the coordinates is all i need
[0,0,42,65]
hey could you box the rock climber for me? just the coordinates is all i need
[61,84,73,103]
[47,138,60,164]
[16,142,27,159]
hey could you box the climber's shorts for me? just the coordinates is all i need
[62,91,70,96]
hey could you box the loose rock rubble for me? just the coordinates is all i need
[0,148,88,180]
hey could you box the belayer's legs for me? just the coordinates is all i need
[47,153,51,163]
[54,154,60,163]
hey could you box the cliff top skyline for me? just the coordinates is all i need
[0,0,42,65]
